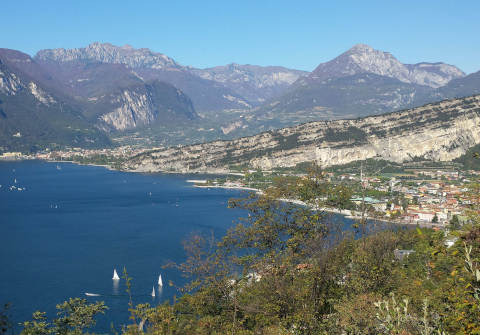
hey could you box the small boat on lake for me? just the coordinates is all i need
[85,293,100,297]
[151,286,155,297]
[158,274,163,286]
[112,269,120,280]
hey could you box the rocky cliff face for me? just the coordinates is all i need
[0,50,112,151]
[28,82,56,105]
[99,89,156,131]
[123,95,480,173]
[36,42,181,70]
[94,81,197,131]
[305,44,464,88]
[0,66,23,96]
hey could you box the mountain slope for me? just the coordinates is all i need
[437,70,480,98]
[254,44,465,122]
[31,47,200,132]
[304,44,464,88]
[35,43,307,112]
[34,59,144,98]
[35,43,253,112]
[255,73,433,121]
[123,95,480,173]
[90,80,197,131]
[0,52,111,152]
[191,64,307,104]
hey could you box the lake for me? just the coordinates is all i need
[0,160,252,332]
[0,160,372,332]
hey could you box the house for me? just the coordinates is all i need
[394,249,415,261]
[351,197,387,212]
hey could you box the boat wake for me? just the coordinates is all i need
[85,292,101,297]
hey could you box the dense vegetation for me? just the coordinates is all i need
[0,89,111,153]
[4,171,480,334]
[455,144,480,170]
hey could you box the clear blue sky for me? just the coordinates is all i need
[2,0,479,73]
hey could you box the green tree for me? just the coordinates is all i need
[21,299,106,335]
[0,304,12,335]
[449,214,459,229]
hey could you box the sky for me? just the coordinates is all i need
[2,0,479,73]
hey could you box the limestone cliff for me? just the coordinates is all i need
[93,80,197,131]
[123,95,480,173]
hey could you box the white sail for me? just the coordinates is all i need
[112,269,120,280]
[151,286,155,297]
[158,274,163,286]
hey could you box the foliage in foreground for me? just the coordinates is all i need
[14,172,480,334]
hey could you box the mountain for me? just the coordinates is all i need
[90,80,197,131]
[436,70,480,98]
[35,43,306,112]
[254,44,466,123]
[191,64,307,104]
[122,95,480,173]
[35,43,251,112]
[406,70,480,108]
[32,59,199,131]
[0,47,197,152]
[0,49,111,152]
[2,42,478,152]
[255,73,433,121]
[33,59,144,98]
[32,46,199,132]
[303,44,464,88]
[35,43,181,70]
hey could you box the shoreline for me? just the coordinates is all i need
[192,184,262,192]
[189,184,441,228]
[13,159,446,229]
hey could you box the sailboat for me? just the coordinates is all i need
[112,269,120,280]
[158,274,163,286]
[151,286,155,297]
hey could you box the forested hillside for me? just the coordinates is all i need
[9,171,480,334]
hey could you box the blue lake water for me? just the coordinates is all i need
[0,161,253,332]
[0,160,371,332]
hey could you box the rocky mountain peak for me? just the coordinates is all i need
[347,43,375,53]
[307,44,464,88]
[35,42,181,70]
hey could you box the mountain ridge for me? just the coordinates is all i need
[0,50,111,151]
[254,44,470,123]
[304,44,464,88]
[35,42,307,112]
[123,94,480,173]
[1,42,479,152]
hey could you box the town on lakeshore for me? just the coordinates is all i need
[2,147,477,229]
[190,163,478,228]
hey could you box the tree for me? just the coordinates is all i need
[21,298,106,335]
[449,214,460,229]
[0,304,12,335]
